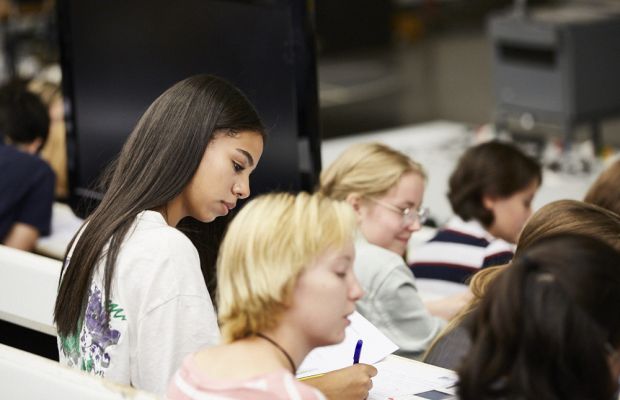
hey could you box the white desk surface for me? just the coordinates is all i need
[0,245,61,335]
[0,343,158,400]
[36,202,84,260]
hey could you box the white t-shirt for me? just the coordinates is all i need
[57,210,220,394]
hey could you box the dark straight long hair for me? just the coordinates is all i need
[54,74,265,337]
[458,234,620,400]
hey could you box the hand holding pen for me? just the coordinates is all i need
[302,339,375,399]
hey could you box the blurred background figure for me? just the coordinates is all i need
[0,79,54,251]
[409,141,541,284]
[28,67,66,199]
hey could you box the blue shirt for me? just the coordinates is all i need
[0,144,55,241]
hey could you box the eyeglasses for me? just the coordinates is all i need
[367,197,429,226]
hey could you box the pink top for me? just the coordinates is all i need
[166,354,326,400]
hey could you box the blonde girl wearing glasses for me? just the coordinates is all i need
[320,143,465,359]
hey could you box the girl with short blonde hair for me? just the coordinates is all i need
[167,192,370,400]
[217,192,358,342]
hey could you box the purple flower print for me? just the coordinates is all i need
[83,286,121,369]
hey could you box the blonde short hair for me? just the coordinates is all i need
[319,142,426,200]
[217,192,357,343]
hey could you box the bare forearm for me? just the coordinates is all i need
[424,290,472,321]
[3,223,39,251]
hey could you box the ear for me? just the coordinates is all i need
[482,194,497,211]
[345,193,366,221]
[345,192,362,211]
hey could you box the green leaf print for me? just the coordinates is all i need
[107,302,127,321]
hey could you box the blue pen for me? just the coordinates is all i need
[353,339,363,364]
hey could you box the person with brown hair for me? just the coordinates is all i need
[423,199,620,370]
[584,158,620,217]
[54,75,265,393]
[458,234,620,400]
[410,141,541,284]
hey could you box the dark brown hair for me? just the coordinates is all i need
[54,75,264,337]
[584,159,620,217]
[448,141,541,227]
[0,79,50,149]
[458,234,620,400]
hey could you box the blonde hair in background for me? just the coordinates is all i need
[28,79,68,198]
[217,192,357,343]
[584,158,620,217]
[319,142,426,200]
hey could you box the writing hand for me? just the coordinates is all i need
[304,363,378,400]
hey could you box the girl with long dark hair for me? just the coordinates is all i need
[54,75,265,393]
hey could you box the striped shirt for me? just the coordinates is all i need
[166,355,326,400]
[409,216,514,284]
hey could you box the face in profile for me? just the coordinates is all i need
[485,178,539,244]
[356,172,426,256]
[178,130,264,223]
[288,241,363,348]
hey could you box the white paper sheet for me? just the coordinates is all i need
[297,311,398,377]
[369,356,457,400]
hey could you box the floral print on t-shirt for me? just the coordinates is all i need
[59,283,126,377]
